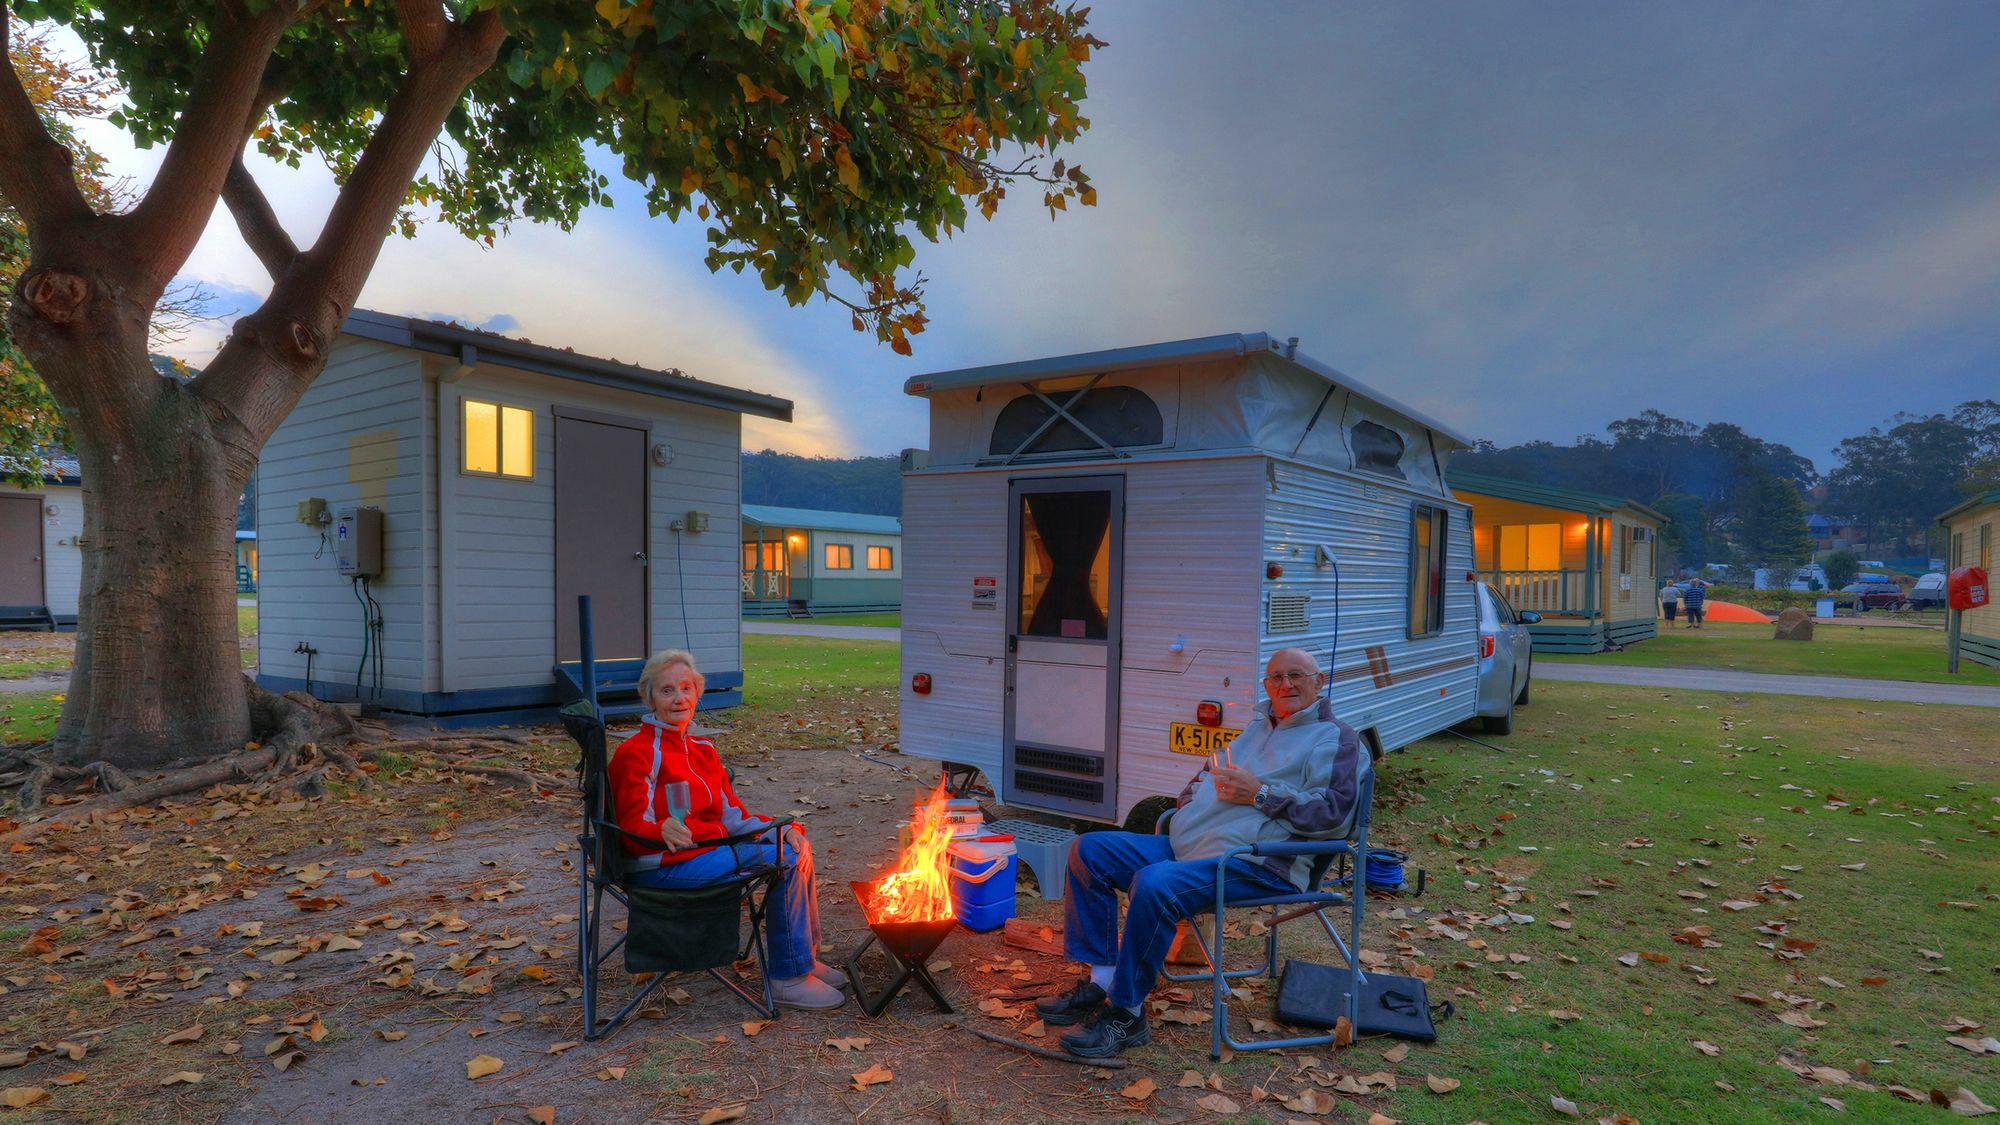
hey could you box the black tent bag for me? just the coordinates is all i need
[1276,960,1453,1042]
[622,879,746,975]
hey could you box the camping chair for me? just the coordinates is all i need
[564,699,797,1039]
[1159,771,1374,1058]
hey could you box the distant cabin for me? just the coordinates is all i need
[1938,490,1997,670]
[255,310,792,723]
[740,504,901,617]
[0,455,82,631]
[1447,470,1663,653]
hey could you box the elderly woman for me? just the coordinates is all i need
[608,649,846,1009]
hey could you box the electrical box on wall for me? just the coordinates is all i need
[335,506,384,577]
[684,509,711,534]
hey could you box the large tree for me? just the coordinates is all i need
[1823,401,2000,556]
[1,0,1098,770]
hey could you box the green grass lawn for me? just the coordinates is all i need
[1544,620,2000,686]
[0,691,61,742]
[1368,683,1999,1122]
[745,611,900,629]
[740,632,897,709]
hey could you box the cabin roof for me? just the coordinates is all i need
[1936,489,2000,525]
[741,504,902,535]
[1446,469,1667,524]
[341,309,794,422]
[903,332,1474,450]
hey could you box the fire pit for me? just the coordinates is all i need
[844,778,962,1017]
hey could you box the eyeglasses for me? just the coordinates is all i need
[1263,670,1320,685]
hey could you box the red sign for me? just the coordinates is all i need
[1948,566,1989,611]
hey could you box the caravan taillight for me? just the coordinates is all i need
[1479,635,1496,659]
[1266,562,1284,580]
[911,673,932,695]
[1195,700,1223,727]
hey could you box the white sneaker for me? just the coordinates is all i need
[773,973,846,1010]
[810,961,849,990]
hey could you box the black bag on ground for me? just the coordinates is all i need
[621,880,746,975]
[1275,960,1453,1042]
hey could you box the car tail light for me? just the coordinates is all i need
[1479,634,1495,659]
[911,673,932,695]
[1195,700,1223,727]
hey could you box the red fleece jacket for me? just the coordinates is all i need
[608,718,770,867]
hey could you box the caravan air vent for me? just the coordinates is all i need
[1268,593,1312,634]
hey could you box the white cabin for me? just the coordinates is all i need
[898,333,1477,825]
[0,455,82,631]
[255,310,791,723]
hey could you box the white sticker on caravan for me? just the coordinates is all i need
[972,576,997,609]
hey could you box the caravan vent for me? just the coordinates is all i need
[1017,746,1105,777]
[1014,769,1104,805]
[1268,593,1312,634]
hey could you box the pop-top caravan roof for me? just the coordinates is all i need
[904,332,1472,492]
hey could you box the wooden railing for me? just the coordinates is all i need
[740,569,788,600]
[1477,569,1592,616]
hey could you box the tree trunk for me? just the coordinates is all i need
[24,289,263,770]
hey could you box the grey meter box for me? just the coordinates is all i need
[334,506,384,578]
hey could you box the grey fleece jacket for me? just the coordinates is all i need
[1166,697,1369,890]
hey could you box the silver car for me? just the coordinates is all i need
[1474,583,1539,734]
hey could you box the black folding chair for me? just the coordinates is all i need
[562,596,795,1040]
[1159,771,1375,1058]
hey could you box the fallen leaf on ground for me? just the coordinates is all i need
[1617,952,1641,967]
[526,1110,557,1125]
[1553,1094,1582,1116]
[1383,1041,1410,1062]
[1549,1009,1582,1022]
[2,1089,48,1109]
[374,1030,407,1042]
[159,1072,203,1086]
[48,1074,84,1087]
[1947,1037,2000,1055]
[824,1037,871,1052]
[1179,1070,1205,1088]
[1334,1015,1355,1047]
[595,1067,625,1081]
[850,1062,893,1090]
[546,1041,578,1055]
[1426,1074,1461,1094]
[465,1055,503,1079]
[1120,1077,1157,1101]
[1945,1019,1986,1033]
[1948,1087,1996,1116]
[159,1024,203,1045]
[1821,1096,1847,1111]
[270,1049,305,1072]
[1778,1010,1827,1029]
[1693,1040,1721,1056]
[741,1020,772,1037]
[697,1106,747,1125]
[1283,1088,1336,1114]
[1196,1093,1241,1114]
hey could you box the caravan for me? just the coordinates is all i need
[897,334,1480,828]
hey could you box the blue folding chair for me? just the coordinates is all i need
[1160,771,1373,1058]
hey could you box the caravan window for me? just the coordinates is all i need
[989,386,1163,458]
[1351,421,1406,478]
[1408,505,1447,638]
[1018,490,1112,639]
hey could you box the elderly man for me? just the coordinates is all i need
[1038,647,1371,1058]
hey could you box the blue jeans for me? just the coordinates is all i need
[1064,831,1297,1010]
[632,826,820,980]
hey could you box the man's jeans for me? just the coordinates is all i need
[632,827,820,980]
[1064,831,1297,1010]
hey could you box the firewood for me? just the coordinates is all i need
[1002,918,1064,957]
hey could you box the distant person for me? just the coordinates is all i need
[1682,577,1707,629]
[1659,580,1681,627]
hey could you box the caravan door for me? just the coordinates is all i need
[1004,476,1123,819]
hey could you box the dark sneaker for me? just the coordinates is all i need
[1033,980,1107,1026]
[1060,1006,1150,1059]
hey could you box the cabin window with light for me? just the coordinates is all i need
[1490,523,1561,573]
[825,543,854,569]
[462,399,534,479]
[867,545,894,570]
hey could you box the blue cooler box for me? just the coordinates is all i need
[948,836,1018,932]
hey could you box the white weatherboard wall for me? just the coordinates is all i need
[0,483,83,618]
[257,341,429,693]
[811,530,902,578]
[434,361,743,692]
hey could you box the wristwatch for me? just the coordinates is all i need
[1253,783,1270,811]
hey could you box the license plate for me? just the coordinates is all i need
[1169,722,1241,756]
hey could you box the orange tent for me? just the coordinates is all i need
[1699,599,1772,624]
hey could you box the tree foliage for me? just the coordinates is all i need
[742,448,900,515]
[1822,401,2000,555]
[1737,474,1813,570]
[1821,548,1858,592]
[1650,492,1708,572]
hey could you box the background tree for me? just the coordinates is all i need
[0,0,1099,770]
[1822,548,1859,591]
[1651,492,1708,573]
[1737,474,1813,570]
[742,449,901,515]
[1823,400,2000,556]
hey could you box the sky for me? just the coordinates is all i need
[64,0,2000,469]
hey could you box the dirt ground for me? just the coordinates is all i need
[1,695,1429,1124]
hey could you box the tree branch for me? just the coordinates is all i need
[123,6,297,297]
[221,155,298,281]
[0,11,93,233]
[393,0,449,60]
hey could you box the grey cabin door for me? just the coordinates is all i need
[554,412,649,662]
[0,496,44,610]
[1003,475,1123,819]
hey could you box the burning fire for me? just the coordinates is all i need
[865,777,957,924]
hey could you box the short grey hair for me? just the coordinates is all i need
[638,649,704,708]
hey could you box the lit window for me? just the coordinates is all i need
[825,543,853,569]
[463,399,533,479]
[1494,523,1561,572]
[867,545,893,570]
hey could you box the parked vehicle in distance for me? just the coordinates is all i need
[1474,583,1539,735]
[1906,572,1948,610]
[1853,585,1908,610]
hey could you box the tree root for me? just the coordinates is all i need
[0,746,278,846]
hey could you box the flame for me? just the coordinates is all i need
[866,777,958,924]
